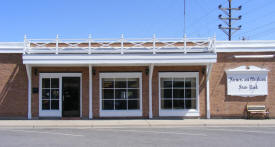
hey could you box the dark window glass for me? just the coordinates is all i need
[128,89,139,99]
[160,76,197,110]
[185,100,196,109]
[42,78,50,88]
[173,89,185,98]
[173,78,185,88]
[128,100,139,109]
[185,78,196,88]
[51,78,59,88]
[161,100,172,109]
[102,77,140,110]
[115,100,127,110]
[185,89,196,98]
[42,89,50,99]
[161,89,172,99]
[128,78,139,88]
[103,89,114,99]
[115,79,127,88]
[115,89,127,99]
[191,89,196,98]
[191,100,196,109]
[173,100,185,109]
[51,89,59,99]
[51,100,59,110]
[161,78,172,88]
[102,100,114,110]
[102,79,114,88]
[42,100,50,110]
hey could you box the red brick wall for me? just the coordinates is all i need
[152,66,206,118]
[32,67,89,119]
[0,54,28,118]
[92,66,149,118]
[210,52,275,118]
[1,52,275,119]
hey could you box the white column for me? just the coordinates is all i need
[89,65,93,119]
[149,64,154,118]
[206,64,213,119]
[25,65,32,119]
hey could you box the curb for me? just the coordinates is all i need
[0,120,274,128]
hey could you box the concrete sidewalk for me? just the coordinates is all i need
[0,119,274,127]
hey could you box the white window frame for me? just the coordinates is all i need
[39,73,82,117]
[158,72,200,117]
[99,72,142,117]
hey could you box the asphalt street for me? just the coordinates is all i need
[0,126,275,147]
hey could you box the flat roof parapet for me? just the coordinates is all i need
[1,37,275,53]
[24,37,215,54]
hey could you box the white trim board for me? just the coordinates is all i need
[234,55,274,59]
[22,53,217,65]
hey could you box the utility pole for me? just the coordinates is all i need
[218,0,242,41]
[184,0,186,36]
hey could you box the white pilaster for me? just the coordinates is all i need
[89,65,93,119]
[206,64,213,119]
[149,64,154,118]
[25,64,32,119]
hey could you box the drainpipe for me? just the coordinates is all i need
[149,64,154,118]
[25,65,32,119]
[89,65,93,119]
[206,63,213,119]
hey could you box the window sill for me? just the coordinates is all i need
[100,110,142,117]
[159,109,200,117]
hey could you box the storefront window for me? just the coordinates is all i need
[102,78,140,110]
[160,74,197,110]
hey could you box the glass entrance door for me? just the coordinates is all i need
[39,73,82,118]
[39,75,62,117]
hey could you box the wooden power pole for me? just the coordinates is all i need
[218,0,242,41]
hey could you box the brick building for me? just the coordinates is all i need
[0,36,274,119]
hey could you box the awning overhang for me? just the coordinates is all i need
[23,53,217,65]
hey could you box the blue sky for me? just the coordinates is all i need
[0,0,274,41]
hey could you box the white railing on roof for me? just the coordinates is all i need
[23,34,216,54]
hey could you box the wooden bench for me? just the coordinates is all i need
[247,105,269,119]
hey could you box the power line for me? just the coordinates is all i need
[245,20,275,35]
[239,0,254,7]
[234,0,275,39]
[235,0,275,26]
[235,7,275,26]
[186,1,228,35]
[240,0,275,16]
[249,26,275,38]
[258,29,275,39]
[193,0,207,12]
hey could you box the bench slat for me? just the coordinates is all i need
[247,105,269,119]
[250,112,269,114]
